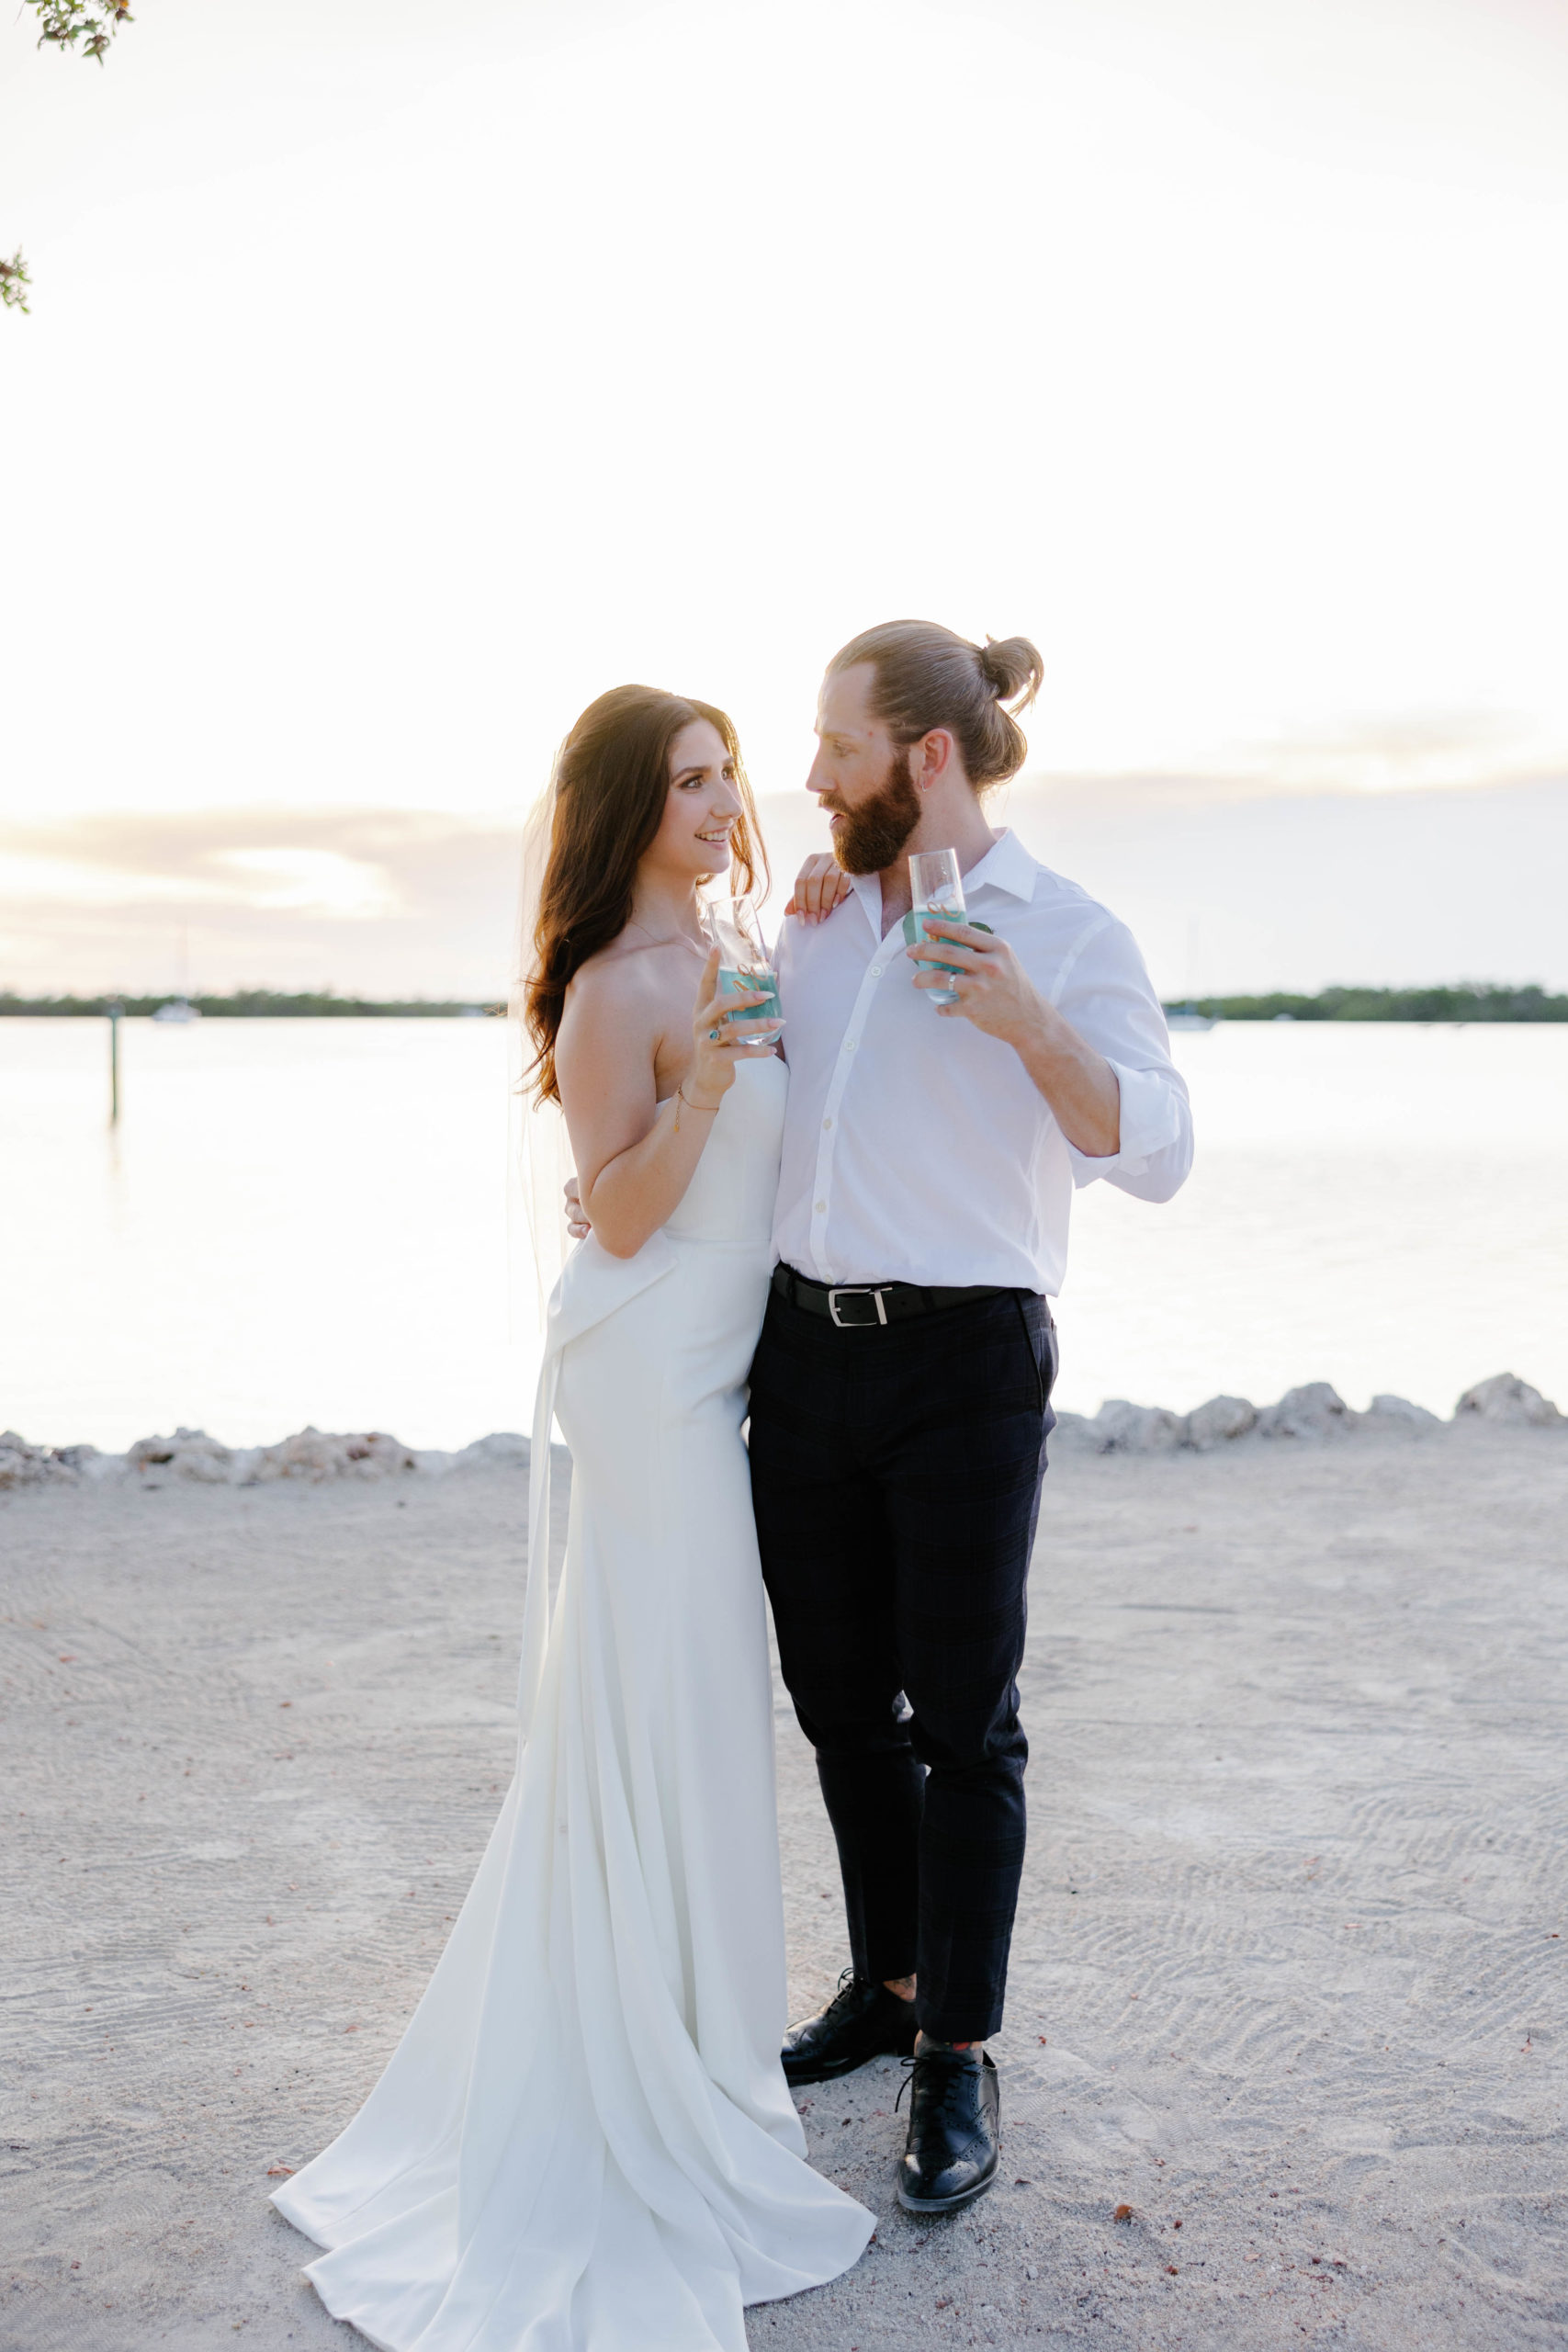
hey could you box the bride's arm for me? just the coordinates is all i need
[556,946,776,1261]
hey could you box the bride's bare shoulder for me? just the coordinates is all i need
[570,932,666,992]
[561,934,680,1038]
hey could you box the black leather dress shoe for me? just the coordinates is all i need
[781,1968,919,2086]
[896,2047,1000,2213]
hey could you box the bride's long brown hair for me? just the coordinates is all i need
[522,684,768,1105]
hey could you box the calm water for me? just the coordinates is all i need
[4,1019,1565,1450]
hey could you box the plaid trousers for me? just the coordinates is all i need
[748,1283,1056,2043]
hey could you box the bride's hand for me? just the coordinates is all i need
[686,946,780,1105]
[785,853,852,924]
[564,1175,591,1240]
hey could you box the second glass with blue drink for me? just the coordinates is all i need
[905,849,969,1005]
[702,896,784,1046]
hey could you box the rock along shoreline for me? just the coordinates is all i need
[1,1374,1562,1494]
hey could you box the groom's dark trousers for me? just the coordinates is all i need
[748,1275,1056,2045]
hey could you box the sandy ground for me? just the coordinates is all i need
[4,1423,1566,2351]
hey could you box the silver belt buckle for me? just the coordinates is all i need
[828,1285,888,1329]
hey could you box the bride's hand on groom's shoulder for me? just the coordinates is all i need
[785,854,852,924]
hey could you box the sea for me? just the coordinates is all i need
[4,1017,1565,1452]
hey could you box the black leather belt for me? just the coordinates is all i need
[771,1263,1013,1329]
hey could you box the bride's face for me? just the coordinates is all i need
[644,718,743,883]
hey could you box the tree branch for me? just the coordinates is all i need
[26,0,133,63]
[7,4,134,312]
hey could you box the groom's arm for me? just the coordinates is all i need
[908,917,1122,1157]
[908,911,1193,1199]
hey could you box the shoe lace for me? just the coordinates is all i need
[820,1964,865,2027]
[895,2048,978,2116]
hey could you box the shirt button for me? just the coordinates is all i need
[844,1040,856,1052]
[822,1117,832,1130]
[870,965,883,977]
[814,1201,826,1214]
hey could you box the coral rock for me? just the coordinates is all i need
[1454,1374,1562,1427]
[0,1432,77,1489]
[128,1429,234,1482]
[410,1434,533,1477]
[1257,1383,1353,1441]
[1046,1410,1097,1449]
[1365,1394,1442,1427]
[1091,1400,1187,1453]
[454,1432,531,1471]
[1186,1396,1258,1449]
[252,1428,417,1483]
[53,1442,101,1470]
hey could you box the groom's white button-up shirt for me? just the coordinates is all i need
[770,828,1192,1295]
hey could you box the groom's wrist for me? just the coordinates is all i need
[1000,992,1056,1058]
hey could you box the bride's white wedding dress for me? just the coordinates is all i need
[272,1057,873,2350]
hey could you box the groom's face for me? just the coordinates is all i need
[807,663,921,876]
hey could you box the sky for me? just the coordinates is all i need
[3,0,1566,997]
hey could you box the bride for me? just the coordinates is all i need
[270,685,874,2349]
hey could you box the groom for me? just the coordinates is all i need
[750,619,1192,2213]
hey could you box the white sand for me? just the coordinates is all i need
[4,1421,1566,2349]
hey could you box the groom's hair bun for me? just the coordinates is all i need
[826,620,1043,789]
[976,636,1043,707]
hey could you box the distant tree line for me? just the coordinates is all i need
[1165,985,1568,1023]
[0,990,503,1017]
[4,983,1564,1021]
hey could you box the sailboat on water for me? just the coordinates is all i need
[152,926,202,1021]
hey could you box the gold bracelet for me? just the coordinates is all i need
[672,1082,721,1134]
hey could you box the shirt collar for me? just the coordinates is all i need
[961,827,1039,901]
[847,869,884,941]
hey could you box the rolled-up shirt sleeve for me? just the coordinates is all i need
[1049,914,1194,1202]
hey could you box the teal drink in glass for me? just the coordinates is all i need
[719,965,782,1038]
[907,849,967,1005]
[704,897,784,1046]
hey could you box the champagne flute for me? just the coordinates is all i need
[906,849,966,1007]
[702,897,784,1046]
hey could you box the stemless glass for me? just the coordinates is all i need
[702,896,784,1046]
[907,848,967,1006]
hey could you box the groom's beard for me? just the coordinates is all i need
[824,752,922,876]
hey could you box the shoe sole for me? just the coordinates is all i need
[897,2165,998,2216]
[782,2039,916,2088]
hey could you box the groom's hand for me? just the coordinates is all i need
[908,919,1123,1156]
[907,919,1044,1046]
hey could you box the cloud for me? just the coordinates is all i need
[998,772,1568,996]
[0,809,523,997]
[5,775,1566,1001]
[0,853,220,909]
[998,716,1568,815]
[209,848,401,917]
[1205,711,1565,799]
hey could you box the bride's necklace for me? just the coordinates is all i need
[626,917,705,954]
